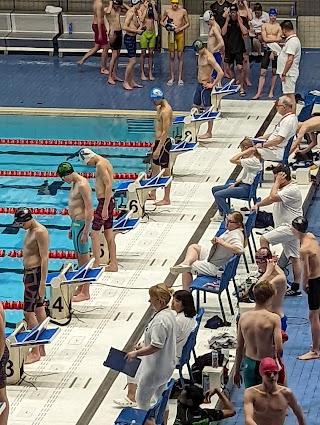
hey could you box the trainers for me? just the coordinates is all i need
[210,213,224,222]
[113,397,138,407]
[285,288,302,297]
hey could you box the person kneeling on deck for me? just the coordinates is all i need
[79,148,118,272]
[57,162,93,302]
[170,211,245,291]
[149,88,174,206]
[211,138,262,221]
[14,207,49,364]
[173,384,235,424]
[192,39,224,140]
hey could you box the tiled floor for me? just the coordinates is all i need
[0,48,319,110]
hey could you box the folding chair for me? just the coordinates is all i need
[298,95,316,122]
[176,327,198,388]
[262,136,294,180]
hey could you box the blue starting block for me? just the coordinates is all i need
[169,135,199,170]
[113,210,139,233]
[211,80,240,112]
[174,111,220,125]
[0,403,6,415]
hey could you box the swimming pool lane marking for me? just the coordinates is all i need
[75,104,278,425]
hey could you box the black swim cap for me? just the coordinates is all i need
[57,162,74,177]
[292,216,308,233]
[14,207,33,223]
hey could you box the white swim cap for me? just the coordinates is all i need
[131,0,140,5]
[79,148,96,165]
[203,10,214,22]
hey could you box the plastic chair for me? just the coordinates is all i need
[244,210,258,266]
[114,394,162,425]
[298,95,316,122]
[192,307,205,361]
[262,136,294,180]
[156,379,175,425]
[190,255,240,322]
[226,170,262,211]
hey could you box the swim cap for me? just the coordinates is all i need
[57,162,74,178]
[292,216,308,233]
[269,8,277,15]
[150,87,164,101]
[259,357,279,376]
[131,0,140,5]
[171,0,179,3]
[79,148,96,165]
[203,10,214,22]
[113,0,123,5]
[193,39,204,52]
[14,207,33,224]
[230,4,238,12]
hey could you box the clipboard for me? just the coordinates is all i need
[103,347,141,377]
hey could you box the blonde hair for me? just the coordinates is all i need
[230,211,248,247]
[240,138,261,162]
[149,284,174,306]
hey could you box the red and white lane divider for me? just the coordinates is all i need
[0,139,151,148]
[0,170,138,179]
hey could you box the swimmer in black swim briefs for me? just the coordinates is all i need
[152,138,172,168]
[23,266,44,313]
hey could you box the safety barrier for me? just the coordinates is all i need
[0,139,151,148]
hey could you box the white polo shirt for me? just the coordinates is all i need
[240,156,262,184]
[273,182,302,227]
[250,11,269,34]
[266,113,298,158]
[277,35,301,78]
[175,312,197,363]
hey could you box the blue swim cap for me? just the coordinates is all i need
[269,8,277,15]
[150,87,164,101]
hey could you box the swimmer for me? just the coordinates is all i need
[203,10,224,79]
[14,208,49,364]
[148,88,173,206]
[79,149,118,272]
[138,0,158,81]
[57,162,93,302]
[122,0,145,90]
[234,281,283,389]
[292,217,320,360]
[290,114,320,155]
[244,357,306,425]
[0,302,9,425]
[160,0,190,86]
[77,0,109,75]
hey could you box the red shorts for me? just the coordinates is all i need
[92,23,108,47]
[92,198,114,231]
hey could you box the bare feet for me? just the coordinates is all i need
[39,346,46,357]
[132,82,143,88]
[252,94,261,100]
[154,199,170,206]
[123,82,133,90]
[167,79,174,86]
[149,74,155,81]
[115,76,124,82]
[268,91,274,99]
[105,264,118,272]
[198,133,212,139]
[141,73,148,81]
[73,293,90,302]
[298,350,320,360]
[101,68,109,75]
[147,192,156,201]
[246,80,252,87]
[25,352,41,364]
[77,60,83,67]
[108,77,116,85]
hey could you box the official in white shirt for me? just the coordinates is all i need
[277,20,301,112]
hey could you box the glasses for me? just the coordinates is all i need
[275,101,285,108]
[255,258,267,264]
[226,219,238,224]
[265,371,279,378]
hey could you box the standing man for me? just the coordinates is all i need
[0,302,9,425]
[149,88,173,206]
[277,20,301,113]
[160,0,190,86]
[252,165,302,296]
[192,39,224,140]
[79,149,118,272]
[77,0,109,75]
[253,8,282,99]
[203,10,224,78]
[222,4,248,97]
[106,0,130,85]
[210,0,232,28]
[57,162,93,302]
[14,208,49,364]
[244,357,307,425]
[139,0,158,81]
[234,281,283,389]
[292,216,320,360]
[122,0,145,90]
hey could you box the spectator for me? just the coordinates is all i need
[277,20,301,113]
[252,95,298,161]
[222,4,248,96]
[192,39,224,140]
[253,8,282,99]
[160,0,190,86]
[244,357,307,425]
[210,0,232,29]
[125,284,176,424]
[170,211,245,290]
[138,0,158,81]
[249,2,269,60]
[252,165,302,296]
[212,138,262,220]
[173,384,235,424]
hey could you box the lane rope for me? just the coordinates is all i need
[0,139,152,148]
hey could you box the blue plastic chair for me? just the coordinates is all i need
[114,395,162,425]
[227,170,262,209]
[190,255,240,322]
[244,210,258,264]
[156,379,175,425]
[192,307,205,361]
[298,95,316,122]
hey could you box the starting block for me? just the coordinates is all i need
[174,109,221,142]
[169,135,198,170]
[5,317,59,384]
[46,259,103,321]
[210,79,240,112]
[0,403,5,415]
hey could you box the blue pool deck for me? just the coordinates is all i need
[0,49,319,110]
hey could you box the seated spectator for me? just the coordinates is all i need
[249,2,269,59]
[252,96,298,161]
[211,138,262,220]
[170,211,246,290]
[174,384,235,424]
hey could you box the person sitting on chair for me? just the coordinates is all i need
[170,211,246,291]
[173,384,235,424]
[211,138,262,220]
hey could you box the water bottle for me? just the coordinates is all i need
[211,350,219,368]
[68,22,73,35]
[290,5,295,17]
[230,204,234,213]
[245,277,252,292]
[217,267,224,282]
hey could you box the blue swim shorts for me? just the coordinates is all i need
[193,83,212,108]
[212,51,222,79]
[71,220,90,255]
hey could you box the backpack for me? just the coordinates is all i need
[255,211,274,229]
[191,353,212,384]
